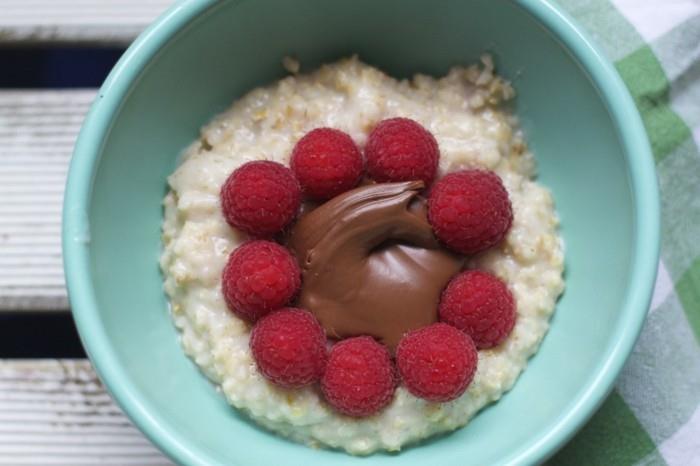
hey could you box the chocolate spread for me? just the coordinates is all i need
[287,181,464,351]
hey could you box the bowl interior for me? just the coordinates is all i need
[74,0,646,464]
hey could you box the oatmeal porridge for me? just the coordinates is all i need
[160,56,564,454]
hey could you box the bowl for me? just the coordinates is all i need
[63,0,659,464]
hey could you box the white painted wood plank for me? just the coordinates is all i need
[0,90,96,311]
[0,0,172,44]
[0,360,172,465]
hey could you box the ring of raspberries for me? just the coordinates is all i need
[219,118,516,417]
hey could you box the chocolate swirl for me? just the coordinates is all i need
[287,181,464,351]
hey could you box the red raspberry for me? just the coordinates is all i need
[250,308,327,388]
[428,169,512,255]
[396,323,477,402]
[221,240,301,322]
[439,270,516,349]
[291,128,363,200]
[365,118,439,186]
[321,336,396,417]
[220,161,301,237]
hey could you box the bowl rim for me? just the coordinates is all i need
[63,0,660,464]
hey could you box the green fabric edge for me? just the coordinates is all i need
[615,46,692,162]
[547,391,665,465]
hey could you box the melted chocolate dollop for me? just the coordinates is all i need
[287,181,464,351]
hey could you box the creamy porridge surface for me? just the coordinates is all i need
[160,56,565,454]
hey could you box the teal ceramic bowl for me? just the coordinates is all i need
[63,0,659,464]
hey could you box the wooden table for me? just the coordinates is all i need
[1,1,174,463]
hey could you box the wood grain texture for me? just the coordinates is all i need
[0,90,96,311]
[0,360,172,465]
[0,2,182,462]
[0,0,172,44]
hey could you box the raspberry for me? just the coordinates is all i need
[365,118,439,186]
[250,308,327,388]
[439,270,516,349]
[396,323,477,402]
[221,240,301,322]
[428,169,512,255]
[220,161,301,237]
[291,128,363,200]
[321,336,396,417]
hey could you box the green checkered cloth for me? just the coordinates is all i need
[549,1,700,465]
